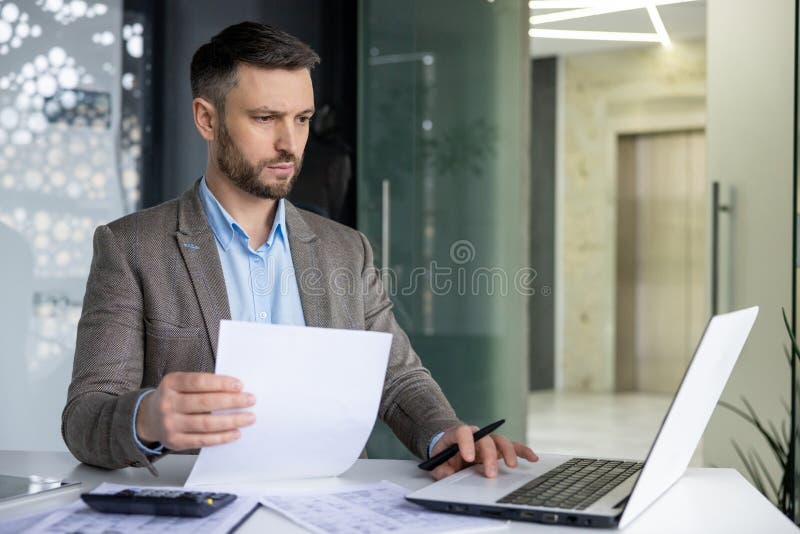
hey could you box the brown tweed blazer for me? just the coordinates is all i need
[62,180,461,474]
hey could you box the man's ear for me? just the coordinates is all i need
[193,97,217,141]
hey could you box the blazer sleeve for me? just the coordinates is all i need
[358,232,462,459]
[61,224,160,474]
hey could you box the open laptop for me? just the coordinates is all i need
[406,306,759,528]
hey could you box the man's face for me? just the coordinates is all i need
[214,64,314,199]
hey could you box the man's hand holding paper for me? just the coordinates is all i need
[184,321,393,486]
[135,372,257,451]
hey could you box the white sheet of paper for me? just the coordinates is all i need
[260,481,509,534]
[23,483,257,534]
[185,321,392,487]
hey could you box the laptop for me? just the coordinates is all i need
[406,306,759,528]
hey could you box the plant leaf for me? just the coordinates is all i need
[768,420,785,455]
[751,448,779,501]
[719,400,787,466]
[782,308,800,362]
[732,441,766,496]
[719,400,758,426]
[779,459,792,512]
[782,418,790,447]
[740,397,788,466]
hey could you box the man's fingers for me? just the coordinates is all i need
[514,442,539,462]
[432,464,456,480]
[167,429,241,451]
[432,457,463,481]
[177,412,256,433]
[432,466,454,480]
[167,372,243,393]
[493,435,518,468]
[427,427,538,481]
[476,436,499,477]
[173,392,256,414]
[455,426,477,463]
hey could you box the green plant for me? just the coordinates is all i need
[717,308,796,518]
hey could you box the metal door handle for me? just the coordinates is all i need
[381,179,390,272]
[711,181,730,315]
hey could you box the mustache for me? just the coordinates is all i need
[261,153,297,167]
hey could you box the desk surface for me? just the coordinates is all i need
[0,451,796,533]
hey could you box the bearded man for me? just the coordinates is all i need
[62,21,537,479]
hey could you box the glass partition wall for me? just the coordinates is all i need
[359,0,531,458]
[0,0,151,451]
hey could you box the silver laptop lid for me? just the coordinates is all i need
[618,306,758,528]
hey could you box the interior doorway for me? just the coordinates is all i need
[616,130,708,394]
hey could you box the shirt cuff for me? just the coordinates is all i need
[428,431,445,458]
[133,389,164,455]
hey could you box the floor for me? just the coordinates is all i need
[526,390,704,466]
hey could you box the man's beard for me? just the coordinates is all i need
[215,120,302,200]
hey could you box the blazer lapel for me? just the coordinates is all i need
[176,181,231,358]
[285,202,333,329]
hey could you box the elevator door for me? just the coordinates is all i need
[616,130,708,394]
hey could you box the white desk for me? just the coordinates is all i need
[0,451,796,533]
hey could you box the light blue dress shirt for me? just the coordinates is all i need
[134,178,442,457]
[198,177,306,326]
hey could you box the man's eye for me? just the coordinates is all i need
[298,116,311,124]
[257,116,274,122]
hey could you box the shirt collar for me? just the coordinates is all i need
[198,176,286,252]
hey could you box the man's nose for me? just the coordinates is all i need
[274,120,297,155]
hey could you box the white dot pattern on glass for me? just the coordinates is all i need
[0,209,99,278]
[0,3,41,53]
[38,0,110,26]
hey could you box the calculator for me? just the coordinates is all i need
[81,488,237,517]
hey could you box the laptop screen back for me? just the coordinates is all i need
[618,306,758,528]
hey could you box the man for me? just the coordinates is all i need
[62,22,537,480]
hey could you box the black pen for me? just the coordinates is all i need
[417,419,506,471]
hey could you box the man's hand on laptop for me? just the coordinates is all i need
[135,372,257,450]
[430,425,538,481]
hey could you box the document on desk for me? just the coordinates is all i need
[185,320,392,487]
[260,481,508,534]
[21,483,258,534]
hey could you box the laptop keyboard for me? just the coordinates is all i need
[497,458,643,510]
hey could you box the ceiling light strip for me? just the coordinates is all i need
[528,28,663,42]
[531,2,650,25]
[645,4,671,47]
[529,0,696,20]
[530,1,610,8]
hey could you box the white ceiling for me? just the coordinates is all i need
[530,1,707,58]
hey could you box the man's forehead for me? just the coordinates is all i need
[228,64,314,110]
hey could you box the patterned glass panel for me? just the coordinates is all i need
[0,0,148,450]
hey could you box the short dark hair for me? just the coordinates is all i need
[190,21,320,114]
